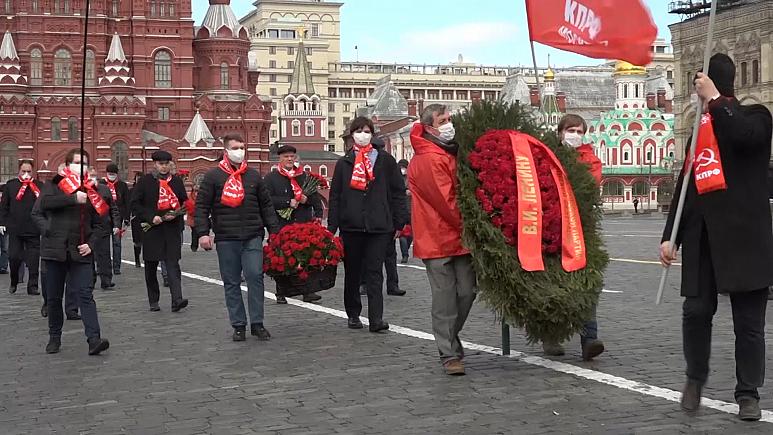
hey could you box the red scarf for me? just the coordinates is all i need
[218,159,248,208]
[350,144,374,191]
[57,169,109,216]
[690,113,727,195]
[16,177,40,201]
[104,178,118,201]
[278,165,303,201]
[157,176,180,211]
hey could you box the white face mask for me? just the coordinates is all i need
[107,174,117,181]
[400,168,407,175]
[69,163,83,175]
[20,172,31,180]
[437,122,455,142]
[353,132,372,146]
[227,148,245,164]
[562,132,583,148]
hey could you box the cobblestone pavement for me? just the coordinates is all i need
[2,217,773,434]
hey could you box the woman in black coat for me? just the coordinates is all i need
[328,117,408,332]
[130,151,189,312]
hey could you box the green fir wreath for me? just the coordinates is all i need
[454,100,609,344]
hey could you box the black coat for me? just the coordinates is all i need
[328,148,408,234]
[0,178,44,237]
[130,173,188,262]
[264,170,323,228]
[94,183,122,238]
[38,177,107,263]
[194,164,280,242]
[99,178,130,224]
[663,98,773,295]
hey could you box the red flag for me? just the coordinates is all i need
[526,0,658,66]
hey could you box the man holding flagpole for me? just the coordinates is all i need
[660,53,773,421]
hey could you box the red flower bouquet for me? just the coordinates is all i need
[468,130,562,254]
[263,222,343,297]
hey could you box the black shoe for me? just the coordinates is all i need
[27,286,40,296]
[101,282,116,290]
[0,269,7,274]
[9,284,17,294]
[134,262,142,268]
[41,304,48,318]
[387,288,406,296]
[581,339,605,361]
[251,325,271,341]
[401,257,409,264]
[149,303,161,312]
[66,311,81,321]
[46,337,61,354]
[680,379,703,412]
[163,279,170,287]
[302,293,322,303]
[113,270,121,276]
[171,299,188,312]
[348,318,364,329]
[87,337,110,355]
[369,320,390,333]
[359,285,367,296]
[232,328,246,342]
[276,296,288,304]
[191,246,198,252]
[738,397,762,421]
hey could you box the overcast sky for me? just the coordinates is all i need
[194,0,680,67]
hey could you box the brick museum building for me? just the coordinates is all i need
[0,0,272,185]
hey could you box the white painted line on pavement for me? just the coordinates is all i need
[121,259,771,423]
[611,258,681,267]
[601,289,623,294]
[604,234,661,238]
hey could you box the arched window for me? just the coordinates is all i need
[68,117,79,141]
[0,142,17,182]
[303,165,312,173]
[319,165,328,178]
[51,117,61,140]
[54,49,71,85]
[291,119,300,136]
[111,141,129,180]
[305,119,315,137]
[634,84,640,98]
[29,48,42,86]
[632,181,649,196]
[622,144,632,163]
[220,62,229,90]
[111,0,119,16]
[602,180,624,197]
[154,50,172,88]
[85,49,96,86]
[752,60,760,84]
[645,145,655,164]
[623,84,629,99]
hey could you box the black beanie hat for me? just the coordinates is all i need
[707,53,735,97]
[106,163,119,174]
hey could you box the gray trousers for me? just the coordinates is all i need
[424,254,477,364]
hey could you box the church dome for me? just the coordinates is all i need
[544,67,555,81]
[614,61,646,76]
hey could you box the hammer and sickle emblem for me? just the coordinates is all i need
[696,149,719,169]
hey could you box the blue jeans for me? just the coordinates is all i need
[580,304,598,346]
[44,259,101,340]
[216,237,265,328]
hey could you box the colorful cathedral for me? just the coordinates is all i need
[584,61,676,212]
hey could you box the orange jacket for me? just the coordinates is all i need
[407,123,469,260]
[576,144,602,185]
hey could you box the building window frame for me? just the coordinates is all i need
[51,117,61,141]
[154,50,172,88]
[220,61,229,90]
[67,116,79,141]
[305,119,315,137]
[291,119,301,136]
[85,49,96,87]
[54,48,72,86]
[0,142,17,182]
[30,48,43,86]
[158,106,170,120]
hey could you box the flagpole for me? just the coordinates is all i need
[656,0,718,305]
[78,0,92,245]
[524,0,541,109]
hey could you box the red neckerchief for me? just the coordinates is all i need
[218,159,248,208]
[157,175,180,211]
[350,144,374,191]
[277,165,303,201]
[104,177,118,201]
[57,169,109,216]
[16,177,40,201]
[690,113,727,195]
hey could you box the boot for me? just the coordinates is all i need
[46,337,61,354]
[738,397,762,421]
[680,379,703,412]
[87,337,110,355]
[134,246,142,268]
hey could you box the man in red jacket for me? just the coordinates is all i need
[408,104,476,376]
[542,114,605,361]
